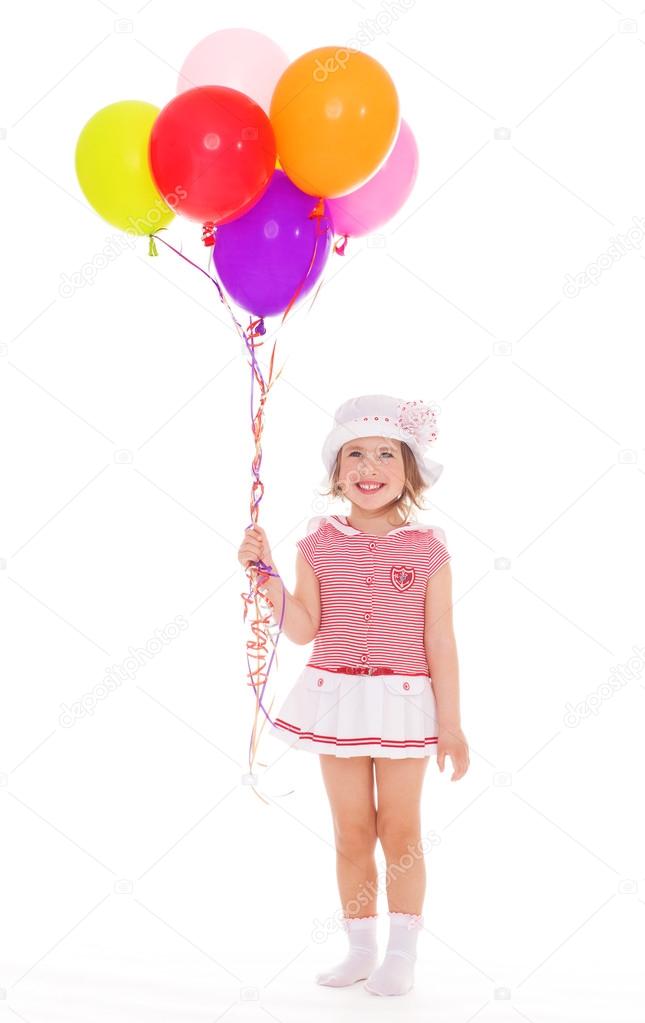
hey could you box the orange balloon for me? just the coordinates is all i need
[270,46,399,198]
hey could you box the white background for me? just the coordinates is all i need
[1,0,644,1020]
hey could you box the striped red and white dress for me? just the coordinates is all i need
[268,513,451,759]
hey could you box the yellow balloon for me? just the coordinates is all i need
[75,100,175,234]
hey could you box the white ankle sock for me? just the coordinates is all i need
[364,911,424,996]
[315,914,379,987]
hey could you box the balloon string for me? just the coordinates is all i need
[147,229,233,315]
[239,317,291,805]
[279,197,331,325]
[231,310,293,800]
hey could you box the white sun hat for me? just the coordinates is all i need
[321,394,444,488]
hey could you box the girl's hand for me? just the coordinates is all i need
[437,726,469,780]
[238,524,275,573]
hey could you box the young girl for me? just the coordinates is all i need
[238,394,469,997]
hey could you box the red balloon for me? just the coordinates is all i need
[149,86,276,224]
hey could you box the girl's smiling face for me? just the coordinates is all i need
[338,435,406,507]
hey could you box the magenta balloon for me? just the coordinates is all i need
[327,118,419,237]
[212,170,333,317]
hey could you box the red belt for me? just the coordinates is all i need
[306,663,428,677]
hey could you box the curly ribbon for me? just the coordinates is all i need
[239,314,289,804]
[147,205,338,804]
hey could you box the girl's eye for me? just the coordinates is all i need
[349,450,393,459]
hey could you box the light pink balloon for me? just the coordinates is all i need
[177,29,289,115]
[327,119,419,238]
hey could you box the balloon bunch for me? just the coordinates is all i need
[74,29,419,798]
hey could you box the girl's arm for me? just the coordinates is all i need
[424,561,461,730]
[424,560,469,779]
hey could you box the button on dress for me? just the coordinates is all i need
[268,514,451,759]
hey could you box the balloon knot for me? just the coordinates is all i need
[201,221,217,246]
[148,235,159,257]
[250,317,266,336]
[334,234,348,256]
[308,198,325,220]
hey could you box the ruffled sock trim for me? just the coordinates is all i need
[341,913,379,931]
[388,910,424,930]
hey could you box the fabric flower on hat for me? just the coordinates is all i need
[395,399,439,448]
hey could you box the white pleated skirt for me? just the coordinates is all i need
[268,664,439,759]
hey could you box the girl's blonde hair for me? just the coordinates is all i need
[319,441,432,526]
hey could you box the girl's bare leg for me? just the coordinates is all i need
[363,756,430,996]
[373,756,429,914]
[315,754,379,987]
[318,754,378,918]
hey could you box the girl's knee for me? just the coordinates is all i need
[334,817,378,857]
[376,813,421,853]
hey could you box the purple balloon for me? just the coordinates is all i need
[212,170,333,317]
